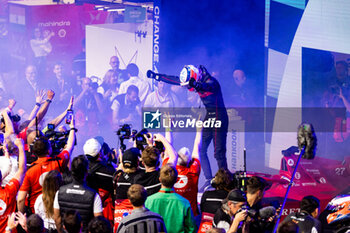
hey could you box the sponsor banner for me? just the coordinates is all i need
[8,2,108,64]
[152,0,160,73]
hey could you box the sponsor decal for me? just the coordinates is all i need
[174,175,188,189]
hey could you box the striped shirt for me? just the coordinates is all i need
[116,207,167,233]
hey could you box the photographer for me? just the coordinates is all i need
[74,77,105,139]
[245,176,275,233]
[213,189,248,233]
[17,113,76,214]
[111,85,141,129]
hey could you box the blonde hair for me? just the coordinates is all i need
[42,170,63,218]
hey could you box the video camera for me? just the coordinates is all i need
[0,112,21,125]
[237,205,257,218]
[116,125,164,152]
[89,81,99,90]
[116,124,134,140]
[44,124,69,155]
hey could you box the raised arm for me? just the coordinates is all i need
[49,96,73,128]
[27,89,55,128]
[154,133,178,165]
[0,141,12,180]
[27,90,45,121]
[165,129,173,148]
[13,138,26,184]
[192,126,202,161]
[16,138,28,213]
[2,108,15,137]
[65,114,76,155]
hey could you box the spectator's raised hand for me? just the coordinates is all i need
[1,107,10,116]
[69,114,75,129]
[8,99,16,111]
[47,89,55,101]
[14,138,24,149]
[67,96,74,110]
[35,90,46,105]
[153,133,166,142]
[145,133,154,147]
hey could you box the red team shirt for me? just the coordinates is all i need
[0,178,20,233]
[17,127,29,151]
[19,150,70,212]
[163,157,201,216]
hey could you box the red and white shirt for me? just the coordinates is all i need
[163,157,201,216]
[0,178,20,233]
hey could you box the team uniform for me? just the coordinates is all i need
[19,150,69,213]
[0,178,20,233]
[169,158,201,216]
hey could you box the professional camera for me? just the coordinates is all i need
[133,128,165,152]
[89,81,99,90]
[44,124,69,155]
[134,128,148,146]
[0,112,21,125]
[116,124,137,151]
[237,205,257,218]
[116,124,136,140]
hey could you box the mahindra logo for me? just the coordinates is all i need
[38,21,71,27]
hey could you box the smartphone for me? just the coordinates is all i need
[66,109,73,124]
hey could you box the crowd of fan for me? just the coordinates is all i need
[0,89,338,233]
[0,55,346,233]
[0,55,199,146]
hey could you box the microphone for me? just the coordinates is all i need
[259,206,276,221]
[297,123,317,159]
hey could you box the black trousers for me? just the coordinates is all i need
[200,111,228,179]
